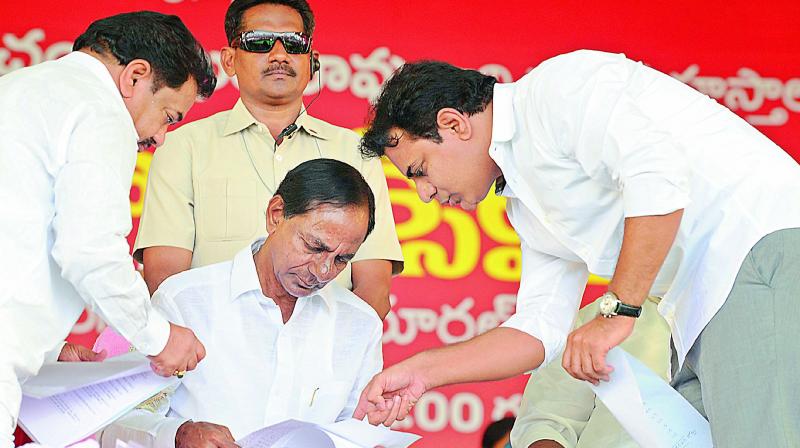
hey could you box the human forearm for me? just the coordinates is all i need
[143,247,193,295]
[351,259,393,319]
[410,327,545,389]
[608,210,683,306]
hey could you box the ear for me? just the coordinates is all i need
[266,195,286,234]
[436,108,473,140]
[119,59,153,99]
[220,46,237,77]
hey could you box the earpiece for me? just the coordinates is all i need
[310,49,320,80]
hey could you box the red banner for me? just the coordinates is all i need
[4,1,799,446]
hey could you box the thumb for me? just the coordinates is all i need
[93,349,108,362]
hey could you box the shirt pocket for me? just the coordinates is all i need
[197,178,259,242]
[301,380,352,424]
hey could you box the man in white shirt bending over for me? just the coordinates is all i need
[99,159,384,448]
[354,52,800,447]
[0,12,216,446]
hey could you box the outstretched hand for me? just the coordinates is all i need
[354,362,430,427]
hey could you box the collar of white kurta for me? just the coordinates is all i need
[489,82,516,143]
[61,51,132,131]
[489,82,517,196]
[223,98,333,141]
[229,238,335,313]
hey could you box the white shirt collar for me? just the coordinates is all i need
[229,238,335,312]
[62,51,125,106]
[490,82,516,143]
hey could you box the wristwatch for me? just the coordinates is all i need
[598,291,642,318]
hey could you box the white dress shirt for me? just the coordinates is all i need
[496,50,800,367]
[99,239,383,447]
[0,52,170,436]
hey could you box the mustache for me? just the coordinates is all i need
[263,62,297,77]
[137,137,156,151]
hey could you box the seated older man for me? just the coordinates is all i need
[98,159,383,448]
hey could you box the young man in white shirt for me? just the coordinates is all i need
[353,52,800,447]
[99,159,383,447]
[0,12,216,445]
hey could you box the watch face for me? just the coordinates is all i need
[599,294,618,315]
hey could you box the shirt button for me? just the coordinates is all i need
[275,154,283,162]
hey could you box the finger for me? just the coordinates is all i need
[367,408,391,426]
[195,339,207,363]
[149,361,171,378]
[186,353,199,372]
[592,350,612,381]
[569,340,586,381]
[220,425,236,443]
[580,349,601,385]
[396,394,412,421]
[94,349,108,362]
[382,396,402,427]
[562,339,574,377]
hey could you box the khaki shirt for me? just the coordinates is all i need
[134,99,403,289]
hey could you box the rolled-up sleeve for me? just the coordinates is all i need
[601,90,691,218]
[51,104,169,356]
[501,242,589,367]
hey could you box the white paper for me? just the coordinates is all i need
[18,366,177,447]
[22,352,152,398]
[237,418,420,448]
[590,348,713,448]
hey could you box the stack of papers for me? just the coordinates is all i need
[238,418,421,448]
[18,352,177,447]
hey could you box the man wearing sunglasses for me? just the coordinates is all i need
[134,0,403,320]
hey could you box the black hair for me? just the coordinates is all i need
[275,159,376,241]
[360,60,497,159]
[481,416,515,448]
[225,0,316,44]
[73,11,216,99]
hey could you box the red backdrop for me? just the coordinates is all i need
[3,1,799,446]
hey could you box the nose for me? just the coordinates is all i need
[310,255,337,284]
[152,126,168,148]
[268,39,289,63]
[415,179,437,203]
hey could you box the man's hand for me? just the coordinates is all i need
[353,362,429,427]
[58,343,107,362]
[148,322,206,378]
[176,421,238,448]
[562,315,635,385]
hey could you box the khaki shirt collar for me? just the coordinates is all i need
[223,98,334,141]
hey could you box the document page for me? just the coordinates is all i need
[237,418,421,448]
[22,352,152,398]
[590,348,713,448]
[19,369,177,447]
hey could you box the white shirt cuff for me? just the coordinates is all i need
[622,175,690,218]
[155,417,189,448]
[129,311,171,356]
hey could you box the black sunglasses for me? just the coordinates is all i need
[231,30,312,54]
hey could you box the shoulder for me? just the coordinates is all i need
[305,115,361,143]
[154,260,232,304]
[166,108,234,144]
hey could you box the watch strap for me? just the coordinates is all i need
[615,301,642,318]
